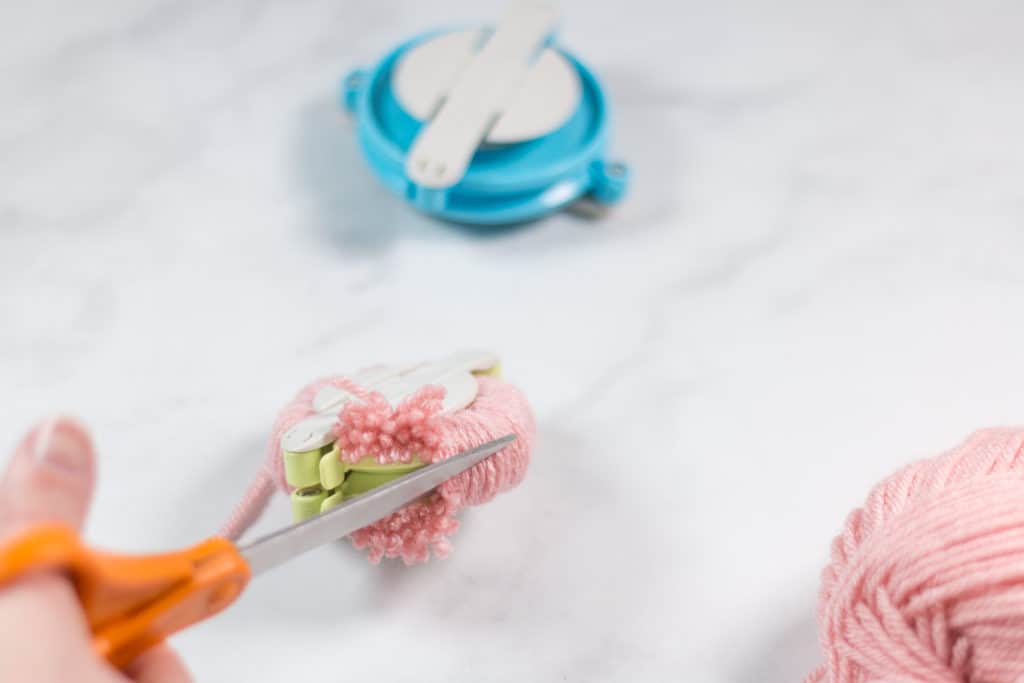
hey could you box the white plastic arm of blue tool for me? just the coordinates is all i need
[404,1,559,189]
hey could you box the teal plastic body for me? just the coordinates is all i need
[341,29,630,225]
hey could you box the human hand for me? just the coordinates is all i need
[0,417,193,682]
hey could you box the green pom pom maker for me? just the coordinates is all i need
[280,350,503,522]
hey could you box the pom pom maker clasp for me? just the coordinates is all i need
[281,351,501,522]
[342,0,630,224]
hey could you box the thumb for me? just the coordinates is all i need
[127,644,193,683]
[0,416,97,538]
[0,417,100,680]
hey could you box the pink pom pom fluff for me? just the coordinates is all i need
[329,378,447,465]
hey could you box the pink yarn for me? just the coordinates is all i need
[220,375,344,540]
[220,373,534,564]
[330,378,447,465]
[808,428,1024,683]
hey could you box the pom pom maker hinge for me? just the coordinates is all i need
[281,350,502,522]
[342,0,630,224]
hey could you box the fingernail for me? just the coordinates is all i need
[32,416,91,476]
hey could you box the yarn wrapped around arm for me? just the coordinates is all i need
[220,373,534,565]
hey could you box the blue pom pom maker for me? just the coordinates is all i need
[341,1,630,225]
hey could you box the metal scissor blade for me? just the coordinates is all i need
[239,434,517,575]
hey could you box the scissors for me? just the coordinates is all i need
[0,434,515,669]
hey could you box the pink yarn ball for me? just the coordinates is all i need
[809,428,1024,683]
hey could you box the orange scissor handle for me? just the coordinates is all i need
[0,523,251,669]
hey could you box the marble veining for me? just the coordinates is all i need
[2,1,1024,680]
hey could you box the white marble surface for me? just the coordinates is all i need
[3,0,1024,680]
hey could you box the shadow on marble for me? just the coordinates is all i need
[292,96,537,256]
[594,65,687,232]
[293,95,424,257]
[512,423,696,678]
[162,434,267,542]
[411,423,688,672]
[733,607,820,683]
[290,66,687,256]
